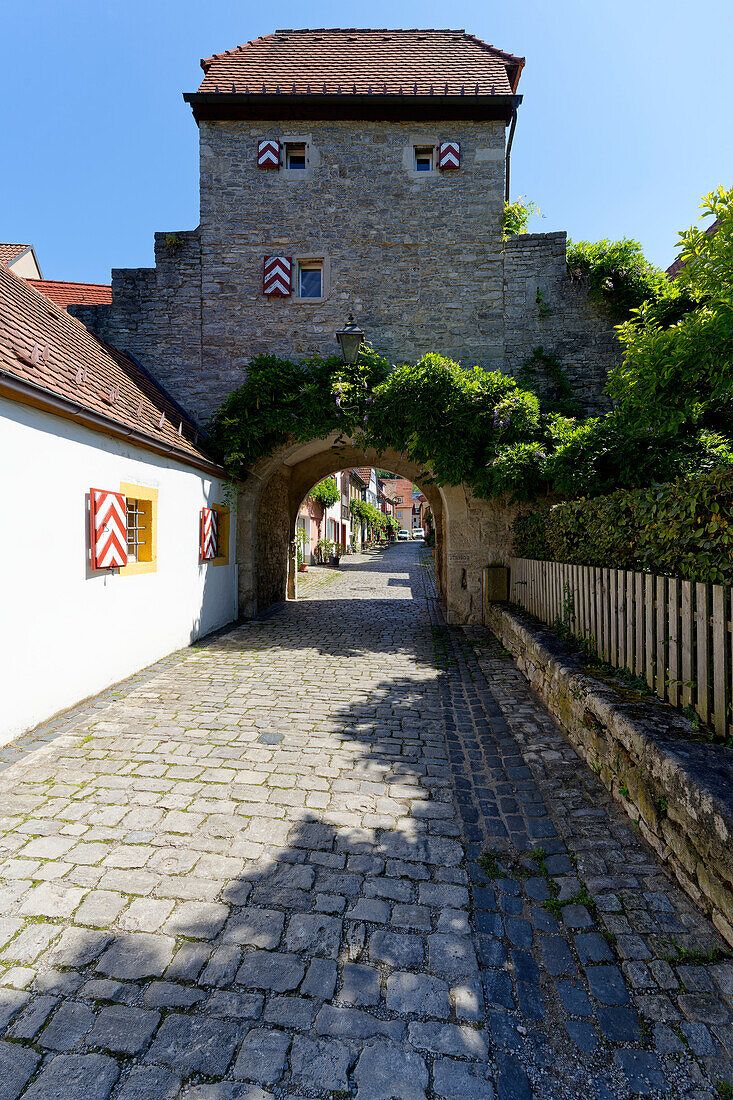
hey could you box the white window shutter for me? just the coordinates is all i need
[263,256,292,297]
[438,142,460,170]
[257,140,280,168]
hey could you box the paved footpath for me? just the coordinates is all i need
[1,545,733,1100]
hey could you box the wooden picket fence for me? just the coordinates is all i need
[508,557,733,739]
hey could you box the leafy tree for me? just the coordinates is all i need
[349,498,387,533]
[503,196,539,240]
[609,186,733,436]
[565,237,680,322]
[308,478,340,508]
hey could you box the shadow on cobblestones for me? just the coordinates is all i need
[1,545,733,1099]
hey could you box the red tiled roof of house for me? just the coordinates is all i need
[0,263,216,469]
[0,243,31,266]
[28,279,112,309]
[666,218,720,279]
[353,466,373,485]
[198,28,524,96]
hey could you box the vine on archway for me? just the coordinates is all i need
[208,343,729,502]
[209,348,544,499]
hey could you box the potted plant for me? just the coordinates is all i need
[296,527,309,572]
[316,538,335,565]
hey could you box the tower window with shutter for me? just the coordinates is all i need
[414,146,434,172]
[285,142,306,169]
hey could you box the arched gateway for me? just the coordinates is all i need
[235,434,517,626]
[64,28,619,629]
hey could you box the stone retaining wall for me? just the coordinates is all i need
[485,602,733,948]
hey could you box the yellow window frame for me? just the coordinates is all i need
[210,503,230,567]
[119,482,158,576]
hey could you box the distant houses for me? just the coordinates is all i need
[296,468,398,562]
[383,476,429,533]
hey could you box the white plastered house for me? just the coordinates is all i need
[0,263,238,743]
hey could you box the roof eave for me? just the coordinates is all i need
[0,368,227,478]
[184,91,521,124]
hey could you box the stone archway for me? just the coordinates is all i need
[235,433,521,625]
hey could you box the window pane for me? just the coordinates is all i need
[287,144,306,168]
[126,500,139,561]
[300,267,322,298]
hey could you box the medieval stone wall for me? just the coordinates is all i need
[503,231,618,415]
[75,117,508,422]
[487,602,733,948]
[72,231,206,419]
[71,129,622,427]
[73,267,156,359]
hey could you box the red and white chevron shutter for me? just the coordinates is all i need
[263,256,292,297]
[90,488,127,569]
[257,140,280,168]
[201,508,218,561]
[438,142,461,170]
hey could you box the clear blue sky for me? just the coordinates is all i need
[3,0,731,283]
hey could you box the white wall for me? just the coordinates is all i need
[0,398,238,743]
[9,250,42,280]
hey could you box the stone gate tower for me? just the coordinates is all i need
[73,30,619,423]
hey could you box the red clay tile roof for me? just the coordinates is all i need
[0,243,31,266]
[667,218,721,279]
[198,28,524,96]
[353,466,374,485]
[0,263,216,469]
[28,279,112,309]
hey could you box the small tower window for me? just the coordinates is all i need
[286,143,307,169]
[414,146,434,171]
[299,262,323,299]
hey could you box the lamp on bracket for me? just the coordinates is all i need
[335,314,364,366]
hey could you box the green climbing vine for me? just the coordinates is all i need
[308,478,340,508]
[503,196,539,240]
[516,346,581,417]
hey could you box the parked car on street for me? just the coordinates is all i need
[397,529,410,541]
[412,529,424,540]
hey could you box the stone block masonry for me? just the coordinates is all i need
[504,232,618,416]
[486,601,733,949]
[73,230,206,418]
[71,122,622,426]
[194,117,507,421]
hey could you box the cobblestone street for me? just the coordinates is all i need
[2,543,733,1099]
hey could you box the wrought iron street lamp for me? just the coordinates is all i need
[336,314,364,365]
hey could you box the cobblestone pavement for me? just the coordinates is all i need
[1,544,733,1099]
[295,563,344,598]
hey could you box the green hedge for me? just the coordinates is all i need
[513,466,733,585]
